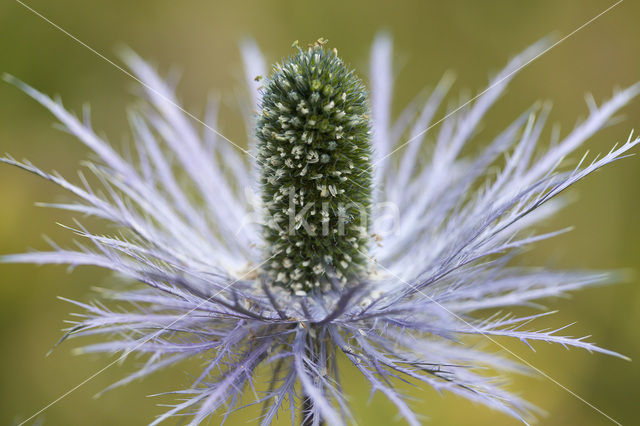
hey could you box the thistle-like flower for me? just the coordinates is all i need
[2,35,638,425]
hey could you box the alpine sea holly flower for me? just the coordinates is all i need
[2,33,638,425]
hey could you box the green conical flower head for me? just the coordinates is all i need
[257,42,373,295]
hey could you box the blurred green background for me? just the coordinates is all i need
[1,0,639,425]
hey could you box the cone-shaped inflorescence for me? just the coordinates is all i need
[257,41,373,295]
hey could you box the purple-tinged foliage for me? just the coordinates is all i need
[2,34,638,425]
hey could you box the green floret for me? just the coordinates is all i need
[257,42,373,295]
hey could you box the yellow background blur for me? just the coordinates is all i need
[1,1,639,425]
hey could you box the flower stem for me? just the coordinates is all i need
[300,329,325,426]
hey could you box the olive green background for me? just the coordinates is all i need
[1,1,639,425]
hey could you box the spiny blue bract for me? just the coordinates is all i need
[256,43,372,295]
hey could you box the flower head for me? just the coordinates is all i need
[257,42,372,294]
[2,34,638,425]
